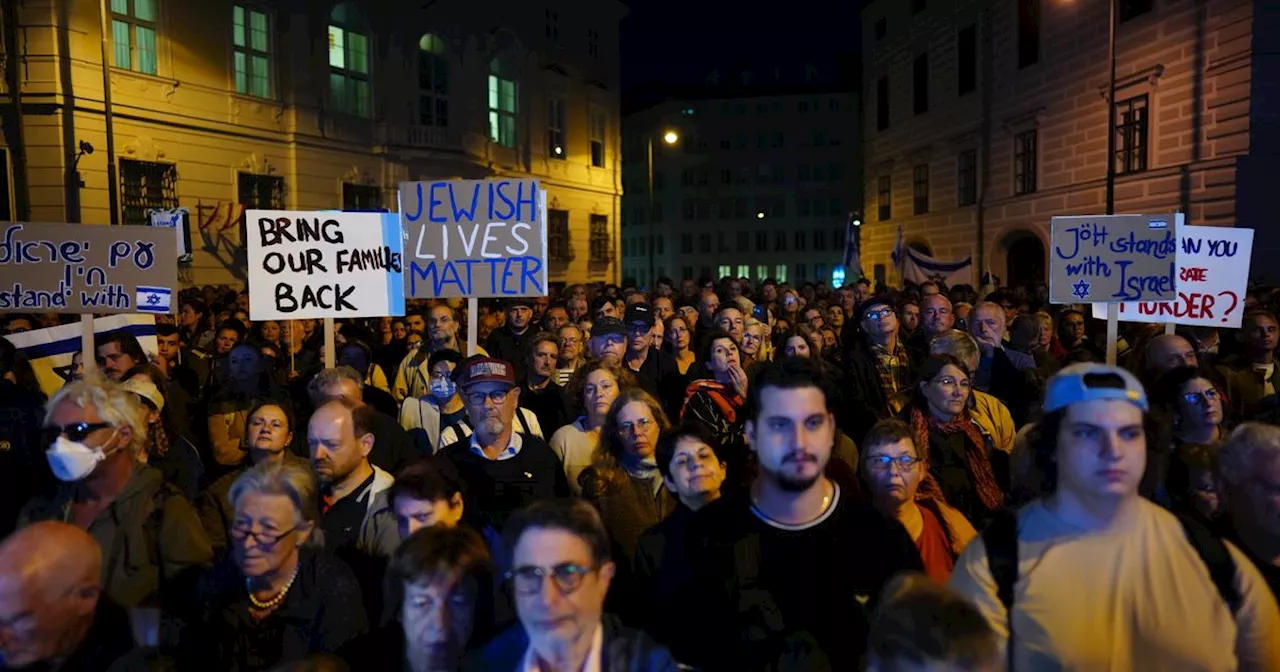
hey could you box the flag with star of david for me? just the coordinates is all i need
[2,315,157,397]
[134,286,172,314]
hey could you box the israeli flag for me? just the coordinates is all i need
[4,315,157,397]
[135,286,172,313]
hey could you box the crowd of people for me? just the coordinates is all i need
[0,273,1278,671]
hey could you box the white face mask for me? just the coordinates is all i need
[46,431,118,482]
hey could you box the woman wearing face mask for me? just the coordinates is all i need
[551,360,634,495]
[198,401,305,558]
[399,350,466,455]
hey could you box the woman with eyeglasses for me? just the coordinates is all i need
[578,389,676,575]
[860,419,976,584]
[1155,366,1229,449]
[186,461,367,671]
[896,354,1007,528]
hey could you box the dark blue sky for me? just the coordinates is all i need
[619,0,869,105]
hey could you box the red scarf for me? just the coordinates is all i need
[910,406,1005,511]
[680,380,743,424]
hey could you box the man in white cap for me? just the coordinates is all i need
[949,363,1280,669]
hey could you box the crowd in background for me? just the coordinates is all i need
[0,271,1278,671]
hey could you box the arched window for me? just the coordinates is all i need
[488,55,518,148]
[418,34,449,127]
[328,3,370,117]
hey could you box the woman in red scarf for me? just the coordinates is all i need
[897,354,1008,527]
[680,330,750,483]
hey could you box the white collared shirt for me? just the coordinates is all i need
[469,430,523,461]
[522,624,603,672]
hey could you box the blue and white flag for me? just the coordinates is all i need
[841,214,864,281]
[892,224,974,287]
[135,286,172,313]
[3,315,158,397]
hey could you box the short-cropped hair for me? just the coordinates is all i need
[307,366,364,405]
[1219,422,1280,486]
[862,418,916,454]
[503,498,611,565]
[389,458,467,505]
[655,422,725,480]
[382,525,494,629]
[745,356,833,423]
[868,572,1000,671]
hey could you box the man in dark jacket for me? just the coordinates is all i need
[622,303,685,419]
[0,339,47,539]
[467,499,680,671]
[485,298,539,381]
[844,295,921,442]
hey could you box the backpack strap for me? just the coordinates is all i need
[1177,513,1241,616]
[982,508,1019,669]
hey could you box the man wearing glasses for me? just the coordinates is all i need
[469,499,679,671]
[20,378,213,613]
[843,295,920,442]
[437,357,570,531]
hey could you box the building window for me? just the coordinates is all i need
[111,0,158,75]
[548,209,571,262]
[488,56,518,148]
[1017,0,1040,68]
[699,234,711,253]
[774,231,787,252]
[682,266,694,280]
[544,10,559,42]
[775,264,788,284]
[794,231,807,252]
[418,34,449,127]
[875,17,887,40]
[834,226,846,250]
[876,76,890,131]
[878,175,892,221]
[958,149,977,206]
[737,231,749,252]
[1119,0,1153,22]
[588,214,610,263]
[587,29,599,59]
[1115,94,1149,175]
[718,232,730,253]
[756,264,767,280]
[341,183,380,210]
[232,5,271,97]
[913,53,929,115]
[815,263,827,283]
[795,263,807,281]
[736,264,749,278]
[755,231,768,252]
[814,230,827,251]
[328,3,371,117]
[589,110,606,167]
[120,159,177,226]
[680,233,692,253]
[718,265,731,279]
[547,98,566,159]
[913,165,930,215]
[958,24,976,96]
[1014,129,1038,195]
[651,203,663,222]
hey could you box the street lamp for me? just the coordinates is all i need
[647,129,679,288]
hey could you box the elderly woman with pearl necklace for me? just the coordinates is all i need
[185,461,368,670]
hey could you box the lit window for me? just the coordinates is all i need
[232,5,272,98]
[328,3,371,117]
[548,98,566,159]
[488,57,518,148]
[111,0,159,75]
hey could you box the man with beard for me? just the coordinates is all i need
[672,357,922,670]
[436,357,569,530]
[393,304,485,403]
[486,298,540,381]
[308,399,399,560]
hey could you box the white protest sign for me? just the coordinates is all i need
[1091,225,1253,328]
[246,210,405,320]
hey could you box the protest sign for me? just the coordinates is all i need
[0,222,177,314]
[1050,213,1180,304]
[3,314,157,396]
[150,208,193,262]
[399,178,547,298]
[1090,225,1253,328]
[246,210,405,321]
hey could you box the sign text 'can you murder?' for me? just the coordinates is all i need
[399,178,547,298]
[246,210,405,320]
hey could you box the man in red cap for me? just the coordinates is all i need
[435,356,570,530]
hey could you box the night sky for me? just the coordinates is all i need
[620,0,870,108]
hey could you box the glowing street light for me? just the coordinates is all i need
[756,212,765,219]
[663,130,679,145]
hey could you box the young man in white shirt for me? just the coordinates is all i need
[949,363,1280,670]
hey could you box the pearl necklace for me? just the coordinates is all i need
[246,563,300,611]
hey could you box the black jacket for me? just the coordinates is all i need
[464,614,680,672]
[485,327,538,380]
[186,549,368,672]
[842,342,920,443]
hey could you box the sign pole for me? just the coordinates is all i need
[1164,321,1176,336]
[1106,303,1119,366]
[323,317,335,369]
[80,314,96,375]
[467,297,478,356]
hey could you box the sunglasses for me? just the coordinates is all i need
[45,422,113,442]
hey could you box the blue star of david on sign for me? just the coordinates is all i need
[145,293,161,306]
[1071,278,1091,300]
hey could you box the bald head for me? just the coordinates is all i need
[0,523,102,667]
[1145,334,1198,375]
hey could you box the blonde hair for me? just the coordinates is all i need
[229,461,322,547]
[46,375,147,455]
[930,330,981,372]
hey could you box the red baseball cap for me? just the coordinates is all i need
[458,356,516,388]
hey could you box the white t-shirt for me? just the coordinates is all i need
[949,498,1280,671]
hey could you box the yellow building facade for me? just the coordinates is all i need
[1,0,625,288]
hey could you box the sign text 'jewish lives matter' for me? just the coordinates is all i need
[399,178,547,299]
[1091,225,1253,328]
[246,210,405,321]
[0,222,177,314]
[1049,213,1180,304]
